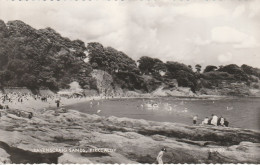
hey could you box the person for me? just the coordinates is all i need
[208,115,213,125]
[55,99,60,108]
[211,114,218,126]
[28,112,33,119]
[224,118,229,127]
[17,111,21,117]
[193,115,198,125]
[201,117,209,125]
[217,117,221,126]
[219,116,225,126]
[157,148,166,164]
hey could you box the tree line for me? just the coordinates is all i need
[0,20,259,93]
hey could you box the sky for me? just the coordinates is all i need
[0,0,260,69]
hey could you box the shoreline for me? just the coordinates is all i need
[1,92,259,113]
[0,91,260,163]
[0,106,259,163]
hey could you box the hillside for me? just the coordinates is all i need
[0,20,260,96]
[0,20,95,91]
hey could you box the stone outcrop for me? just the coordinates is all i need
[0,108,259,164]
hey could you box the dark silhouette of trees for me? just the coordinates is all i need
[165,61,197,92]
[204,65,218,73]
[195,64,202,73]
[137,56,166,76]
[218,64,248,81]
[241,64,260,78]
[1,20,260,94]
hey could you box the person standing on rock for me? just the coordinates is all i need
[157,148,166,164]
[193,115,198,125]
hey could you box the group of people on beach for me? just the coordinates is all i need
[193,114,229,127]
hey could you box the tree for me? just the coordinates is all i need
[7,59,30,75]
[164,61,197,92]
[20,73,37,89]
[0,53,8,70]
[195,64,201,73]
[203,65,218,73]
[218,64,248,81]
[188,65,192,70]
[138,56,155,75]
[241,64,260,78]
[153,59,166,74]
[86,42,106,69]
[165,61,193,74]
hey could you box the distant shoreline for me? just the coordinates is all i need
[1,90,260,113]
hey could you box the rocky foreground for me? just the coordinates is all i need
[0,108,259,164]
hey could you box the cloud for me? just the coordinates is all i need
[218,52,233,63]
[211,26,248,43]
[248,0,260,18]
[211,26,259,48]
[188,36,211,46]
[234,37,260,49]
[232,5,245,18]
[172,3,228,18]
[0,1,260,68]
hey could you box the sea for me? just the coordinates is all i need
[66,97,260,130]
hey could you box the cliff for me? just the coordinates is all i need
[0,108,259,163]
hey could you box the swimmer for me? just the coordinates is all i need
[226,106,233,111]
[183,108,188,113]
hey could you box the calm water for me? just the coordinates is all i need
[66,97,260,130]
